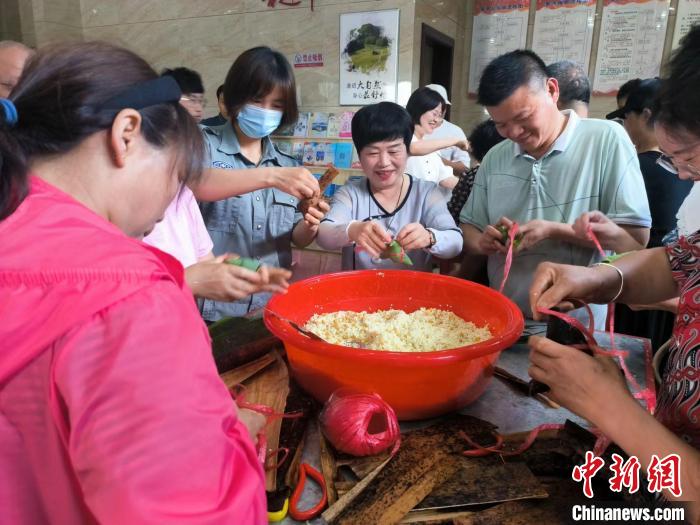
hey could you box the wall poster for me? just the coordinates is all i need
[532,0,596,69]
[339,9,400,105]
[468,0,530,94]
[672,0,700,49]
[593,0,670,94]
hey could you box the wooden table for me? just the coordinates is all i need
[281,332,654,524]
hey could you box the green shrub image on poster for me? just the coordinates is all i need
[342,23,392,74]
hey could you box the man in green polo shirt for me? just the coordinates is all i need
[460,50,651,329]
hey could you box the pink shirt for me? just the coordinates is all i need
[0,177,266,524]
[143,186,213,267]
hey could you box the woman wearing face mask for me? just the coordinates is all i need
[0,42,265,523]
[199,46,329,321]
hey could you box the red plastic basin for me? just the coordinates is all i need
[264,270,523,420]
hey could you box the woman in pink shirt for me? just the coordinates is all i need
[0,42,266,524]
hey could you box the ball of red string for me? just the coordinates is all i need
[319,391,401,457]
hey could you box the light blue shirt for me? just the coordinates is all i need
[317,175,463,271]
[199,122,302,321]
[460,111,651,327]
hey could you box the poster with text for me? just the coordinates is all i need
[532,0,596,69]
[468,0,530,94]
[339,9,399,105]
[593,0,670,94]
[672,0,700,49]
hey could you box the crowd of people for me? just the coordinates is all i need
[0,21,699,523]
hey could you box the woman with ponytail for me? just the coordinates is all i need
[0,42,266,524]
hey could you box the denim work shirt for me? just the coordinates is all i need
[199,122,302,321]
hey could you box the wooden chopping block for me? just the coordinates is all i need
[240,350,289,491]
[323,415,495,525]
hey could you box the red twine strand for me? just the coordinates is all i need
[229,385,303,469]
[480,225,656,458]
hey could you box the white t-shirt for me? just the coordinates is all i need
[143,186,213,268]
[405,135,454,185]
[423,119,470,165]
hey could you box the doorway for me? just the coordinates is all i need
[419,24,454,119]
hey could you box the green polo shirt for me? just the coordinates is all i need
[460,111,651,326]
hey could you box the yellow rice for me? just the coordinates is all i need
[304,307,492,352]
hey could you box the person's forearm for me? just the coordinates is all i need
[589,248,678,305]
[429,228,463,259]
[316,223,351,251]
[292,221,318,248]
[548,222,648,252]
[189,167,277,202]
[441,157,466,175]
[439,176,459,190]
[410,138,460,156]
[617,224,649,251]
[594,394,700,508]
[461,223,486,255]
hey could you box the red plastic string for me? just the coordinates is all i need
[586,224,606,257]
[585,227,655,412]
[536,307,655,413]
[461,423,566,457]
[229,385,304,468]
[265,447,290,471]
[586,225,618,355]
[320,391,401,457]
[498,222,519,294]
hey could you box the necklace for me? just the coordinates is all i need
[369,173,405,237]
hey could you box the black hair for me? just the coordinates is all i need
[223,46,298,130]
[351,102,413,153]
[477,50,549,107]
[161,67,204,94]
[655,25,700,138]
[467,120,506,163]
[216,84,224,99]
[405,87,445,125]
[0,42,204,221]
[546,60,590,105]
[624,78,661,126]
[617,78,642,103]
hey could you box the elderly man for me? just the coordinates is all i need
[459,50,650,329]
[422,83,471,175]
[0,41,32,98]
[546,60,590,118]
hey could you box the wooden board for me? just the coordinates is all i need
[318,420,339,505]
[219,351,276,389]
[323,415,496,525]
[414,459,548,512]
[240,351,289,491]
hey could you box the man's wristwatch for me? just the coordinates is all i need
[427,228,437,248]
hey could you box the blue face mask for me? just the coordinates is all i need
[236,104,283,138]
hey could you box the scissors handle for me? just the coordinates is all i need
[288,463,328,521]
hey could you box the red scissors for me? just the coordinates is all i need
[288,462,328,521]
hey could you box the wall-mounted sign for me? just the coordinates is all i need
[294,52,324,68]
[593,0,670,94]
[532,0,596,69]
[672,0,700,49]
[339,9,400,105]
[468,0,530,95]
